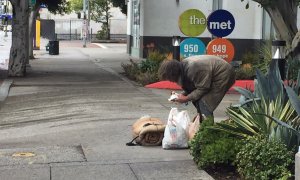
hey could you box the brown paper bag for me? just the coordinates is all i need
[188,115,200,140]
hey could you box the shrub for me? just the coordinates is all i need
[135,71,158,85]
[122,50,166,85]
[254,41,272,74]
[241,51,260,65]
[140,50,166,73]
[235,63,255,80]
[121,59,140,81]
[139,59,160,73]
[235,136,294,180]
[287,58,300,81]
[147,49,166,63]
[96,24,109,40]
[189,117,241,169]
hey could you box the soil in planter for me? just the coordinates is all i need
[205,165,241,180]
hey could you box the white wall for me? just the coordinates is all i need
[223,0,263,39]
[136,0,264,40]
[141,0,212,37]
[127,0,132,35]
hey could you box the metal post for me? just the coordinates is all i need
[272,40,286,80]
[4,0,8,37]
[91,28,92,41]
[88,0,90,42]
[70,20,71,40]
[83,0,87,47]
[172,36,181,61]
[75,29,77,40]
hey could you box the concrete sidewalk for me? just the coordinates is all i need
[0,42,239,180]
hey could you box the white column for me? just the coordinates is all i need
[83,0,87,47]
[296,153,300,180]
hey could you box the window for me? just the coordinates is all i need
[212,0,222,10]
[262,9,275,40]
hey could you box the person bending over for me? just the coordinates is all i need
[158,55,235,121]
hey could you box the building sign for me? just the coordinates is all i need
[180,38,206,58]
[207,9,235,37]
[206,38,235,62]
[179,9,206,37]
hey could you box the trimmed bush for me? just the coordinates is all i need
[235,136,294,180]
[189,118,241,169]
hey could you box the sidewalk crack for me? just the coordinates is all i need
[128,163,139,180]
[77,144,87,162]
[50,166,52,180]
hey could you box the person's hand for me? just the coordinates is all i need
[175,94,189,103]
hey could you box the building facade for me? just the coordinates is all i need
[126,0,276,61]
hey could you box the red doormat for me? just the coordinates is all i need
[145,80,255,93]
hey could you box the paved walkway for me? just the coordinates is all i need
[0,42,239,179]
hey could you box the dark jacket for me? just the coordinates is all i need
[178,55,235,112]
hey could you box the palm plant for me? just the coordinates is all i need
[215,96,295,137]
[213,59,300,151]
[253,40,272,74]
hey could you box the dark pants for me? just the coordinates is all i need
[192,100,213,119]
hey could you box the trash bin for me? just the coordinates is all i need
[49,40,59,55]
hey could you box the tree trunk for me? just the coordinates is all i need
[107,26,110,40]
[252,0,299,57]
[9,0,29,77]
[28,5,39,59]
[264,3,297,56]
[105,1,110,40]
[106,20,110,40]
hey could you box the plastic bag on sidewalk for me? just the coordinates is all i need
[188,114,200,140]
[162,108,190,149]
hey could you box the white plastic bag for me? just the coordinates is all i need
[162,108,191,149]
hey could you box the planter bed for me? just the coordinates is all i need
[145,80,255,93]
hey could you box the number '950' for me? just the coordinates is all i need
[184,44,199,52]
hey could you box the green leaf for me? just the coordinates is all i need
[210,125,248,138]
[285,85,300,115]
[228,108,258,134]
[245,2,249,9]
[256,113,299,135]
[295,70,300,93]
[234,87,255,99]
[268,59,284,101]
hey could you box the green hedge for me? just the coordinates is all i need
[235,136,294,180]
[189,118,242,169]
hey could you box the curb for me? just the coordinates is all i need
[145,80,255,93]
[0,79,13,102]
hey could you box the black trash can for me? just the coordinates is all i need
[49,40,59,55]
